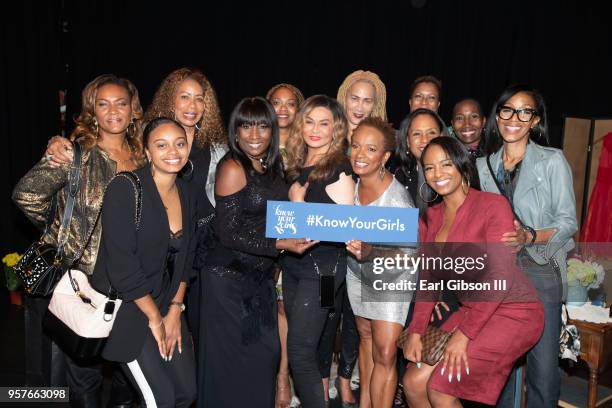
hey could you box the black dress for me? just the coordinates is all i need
[198,157,288,408]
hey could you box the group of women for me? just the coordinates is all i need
[12,68,577,408]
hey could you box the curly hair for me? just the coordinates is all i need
[336,70,387,121]
[353,116,396,153]
[70,74,146,167]
[285,95,348,182]
[266,83,305,107]
[145,67,226,149]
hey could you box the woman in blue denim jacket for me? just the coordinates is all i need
[476,84,577,408]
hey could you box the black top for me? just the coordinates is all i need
[281,160,351,284]
[92,166,196,362]
[204,155,288,282]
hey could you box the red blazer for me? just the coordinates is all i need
[408,188,539,339]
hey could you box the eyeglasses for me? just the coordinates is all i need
[497,106,538,122]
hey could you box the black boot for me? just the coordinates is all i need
[70,391,100,408]
[107,366,137,408]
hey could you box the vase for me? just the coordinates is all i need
[566,283,588,306]
[8,290,23,306]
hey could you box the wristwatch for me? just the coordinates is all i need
[170,301,185,312]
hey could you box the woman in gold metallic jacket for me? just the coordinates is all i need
[12,74,146,408]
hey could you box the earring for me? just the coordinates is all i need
[195,120,202,131]
[461,177,470,194]
[260,157,268,170]
[181,159,194,178]
[379,164,385,181]
[93,118,99,137]
[127,119,135,138]
[418,181,439,203]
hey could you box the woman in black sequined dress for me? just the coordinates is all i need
[197,97,315,407]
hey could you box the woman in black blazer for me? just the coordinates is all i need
[92,117,197,408]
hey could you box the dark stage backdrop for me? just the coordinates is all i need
[2,0,611,252]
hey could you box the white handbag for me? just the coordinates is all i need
[48,269,121,337]
[44,171,142,360]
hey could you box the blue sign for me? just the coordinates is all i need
[266,201,418,243]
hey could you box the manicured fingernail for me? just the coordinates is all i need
[466,368,470,375]
[169,355,173,361]
[441,367,445,376]
[448,374,452,383]
[457,374,461,382]
[417,362,421,369]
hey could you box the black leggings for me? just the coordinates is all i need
[317,283,359,379]
[284,273,340,408]
[121,316,196,408]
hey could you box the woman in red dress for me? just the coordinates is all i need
[401,137,544,406]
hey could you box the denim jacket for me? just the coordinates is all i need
[476,142,578,300]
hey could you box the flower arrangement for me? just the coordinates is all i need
[2,252,22,291]
[567,256,605,290]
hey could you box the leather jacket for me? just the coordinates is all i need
[13,144,118,275]
[476,142,578,299]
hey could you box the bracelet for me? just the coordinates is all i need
[524,225,537,246]
[276,238,286,253]
[148,319,163,329]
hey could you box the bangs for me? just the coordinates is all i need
[234,99,274,127]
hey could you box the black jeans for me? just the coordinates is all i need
[284,272,341,408]
[317,283,359,379]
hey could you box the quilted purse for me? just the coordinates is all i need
[13,142,82,296]
[397,324,453,366]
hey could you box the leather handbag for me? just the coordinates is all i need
[14,142,83,296]
[397,324,453,366]
[44,171,142,360]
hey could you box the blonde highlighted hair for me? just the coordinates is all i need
[336,70,387,121]
[285,95,348,182]
[70,74,146,167]
[145,67,226,149]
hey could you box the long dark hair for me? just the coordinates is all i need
[395,108,447,176]
[419,137,477,224]
[485,84,549,154]
[227,97,283,180]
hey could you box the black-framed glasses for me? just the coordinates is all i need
[497,106,538,122]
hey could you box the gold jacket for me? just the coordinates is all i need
[13,144,118,275]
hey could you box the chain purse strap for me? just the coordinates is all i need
[309,250,341,276]
[69,171,142,305]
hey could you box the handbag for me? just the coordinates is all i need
[14,142,83,296]
[44,171,142,360]
[397,324,453,366]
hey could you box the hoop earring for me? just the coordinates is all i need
[181,159,194,178]
[418,181,438,203]
[379,164,385,181]
[195,121,201,131]
[461,177,470,194]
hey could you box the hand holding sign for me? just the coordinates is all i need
[346,239,373,261]
[277,237,319,255]
[288,181,309,202]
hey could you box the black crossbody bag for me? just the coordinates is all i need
[14,143,83,296]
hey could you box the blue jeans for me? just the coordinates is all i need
[497,253,562,408]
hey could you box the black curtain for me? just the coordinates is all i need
[2,0,611,252]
